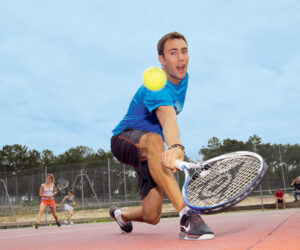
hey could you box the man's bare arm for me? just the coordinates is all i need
[156,105,184,171]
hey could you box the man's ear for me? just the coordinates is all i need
[158,54,165,66]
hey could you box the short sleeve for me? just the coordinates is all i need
[143,87,174,113]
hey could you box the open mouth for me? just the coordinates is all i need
[177,65,185,73]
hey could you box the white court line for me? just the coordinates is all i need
[0,223,108,240]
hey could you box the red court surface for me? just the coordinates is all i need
[1,209,299,250]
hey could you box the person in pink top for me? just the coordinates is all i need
[35,173,61,229]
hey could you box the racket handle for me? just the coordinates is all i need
[174,160,200,170]
[174,160,187,170]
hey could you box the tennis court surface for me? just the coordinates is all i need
[1,209,299,249]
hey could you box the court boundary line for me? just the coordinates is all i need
[0,224,103,240]
[246,210,299,249]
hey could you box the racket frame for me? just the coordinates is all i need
[55,179,69,193]
[175,151,268,214]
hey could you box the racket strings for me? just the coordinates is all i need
[187,156,261,207]
[57,179,69,190]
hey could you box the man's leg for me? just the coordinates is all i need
[110,130,214,239]
[275,198,279,209]
[282,199,286,209]
[292,191,297,201]
[139,132,185,213]
[121,186,163,224]
[109,186,163,233]
[138,133,214,240]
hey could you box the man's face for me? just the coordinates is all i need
[159,38,189,85]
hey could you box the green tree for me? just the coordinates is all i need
[41,149,57,167]
[26,149,41,169]
[57,146,94,164]
[1,144,29,172]
[97,149,115,161]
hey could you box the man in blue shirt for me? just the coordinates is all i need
[110,32,214,240]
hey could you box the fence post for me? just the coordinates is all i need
[253,143,265,211]
[279,146,287,194]
[108,159,111,207]
[81,169,84,209]
[5,177,8,216]
[259,184,264,211]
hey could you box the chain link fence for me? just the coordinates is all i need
[1,157,299,225]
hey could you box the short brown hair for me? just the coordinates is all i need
[157,32,188,56]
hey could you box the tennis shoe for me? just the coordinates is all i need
[109,206,133,233]
[35,223,39,229]
[64,220,68,224]
[56,221,61,227]
[179,210,214,240]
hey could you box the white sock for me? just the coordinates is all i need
[179,206,190,218]
[115,209,126,225]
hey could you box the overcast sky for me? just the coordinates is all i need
[0,0,299,160]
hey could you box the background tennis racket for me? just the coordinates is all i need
[54,179,69,194]
[175,151,268,214]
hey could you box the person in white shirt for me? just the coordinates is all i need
[35,174,61,229]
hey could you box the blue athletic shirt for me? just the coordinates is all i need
[112,73,189,139]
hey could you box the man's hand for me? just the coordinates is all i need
[161,147,184,173]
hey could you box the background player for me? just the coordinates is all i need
[109,32,214,240]
[58,190,75,224]
[35,174,61,229]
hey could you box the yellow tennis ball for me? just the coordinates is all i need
[143,67,167,91]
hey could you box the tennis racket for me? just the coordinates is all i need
[174,151,268,214]
[54,179,69,194]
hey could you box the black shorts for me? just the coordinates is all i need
[110,128,157,199]
[277,199,283,203]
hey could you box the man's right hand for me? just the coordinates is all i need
[161,147,184,173]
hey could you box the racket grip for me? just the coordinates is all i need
[174,160,186,170]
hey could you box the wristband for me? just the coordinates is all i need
[168,144,185,153]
